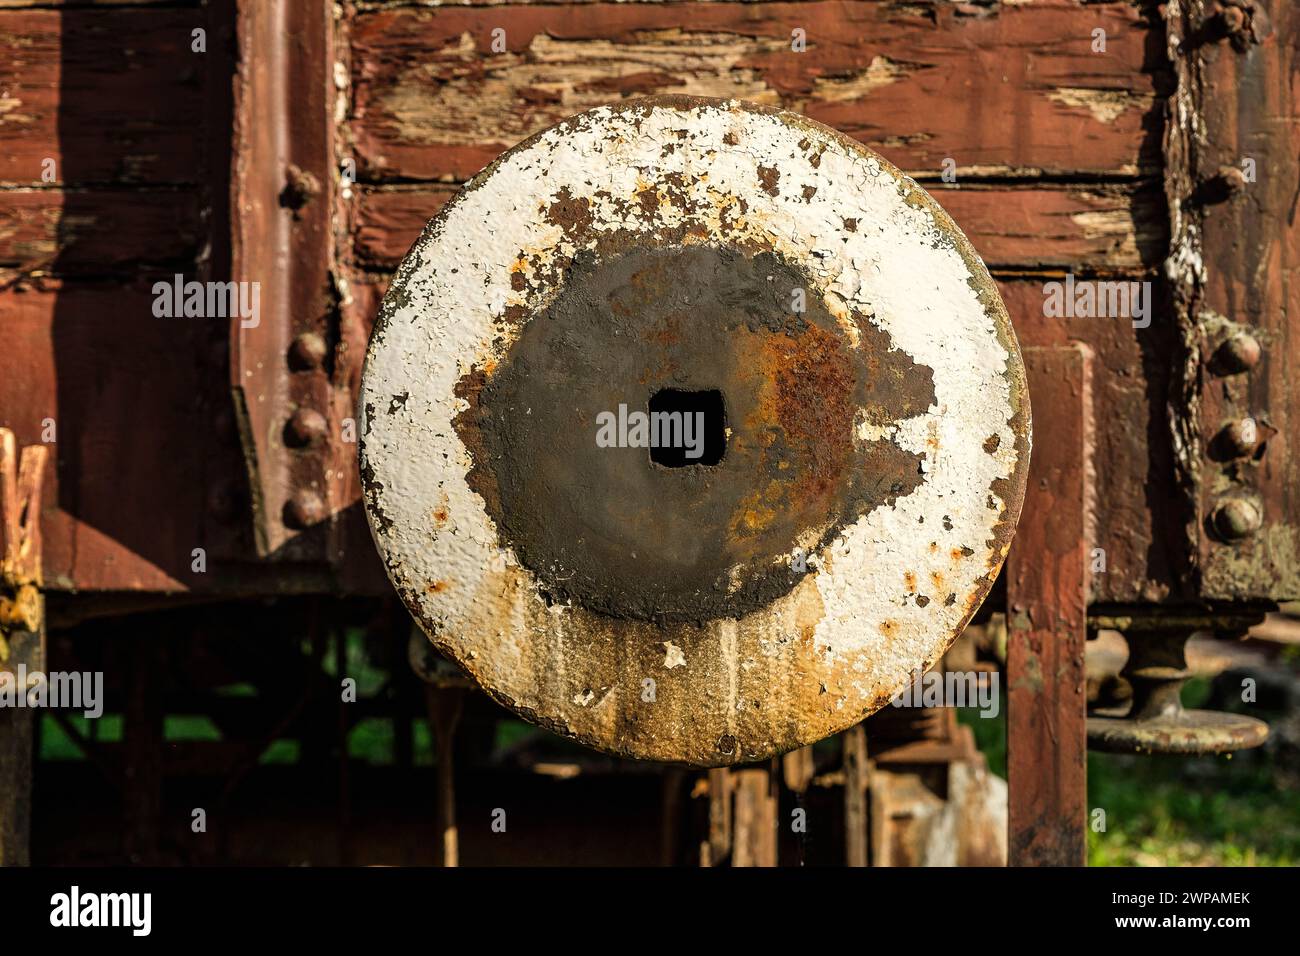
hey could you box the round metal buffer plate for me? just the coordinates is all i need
[360,96,1031,766]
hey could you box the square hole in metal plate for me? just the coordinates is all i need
[648,388,727,467]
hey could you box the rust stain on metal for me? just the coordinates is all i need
[452,243,932,624]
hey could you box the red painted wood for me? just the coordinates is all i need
[1007,344,1093,866]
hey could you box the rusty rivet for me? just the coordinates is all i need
[282,164,321,210]
[285,407,328,447]
[1212,497,1262,541]
[1214,1,1273,51]
[1215,163,1247,194]
[1195,164,1248,205]
[1216,419,1259,459]
[1212,331,1261,375]
[284,489,327,529]
[288,332,328,370]
[1220,5,1247,36]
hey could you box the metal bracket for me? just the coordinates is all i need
[1006,344,1093,867]
[1086,612,1269,754]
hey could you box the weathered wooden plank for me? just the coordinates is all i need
[0,189,202,283]
[0,2,178,7]
[0,622,41,866]
[932,184,1166,273]
[352,182,1165,272]
[997,280,1183,605]
[355,1,837,6]
[1006,344,1091,867]
[349,1,1164,183]
[0,279,389,595]
[0,280,241,592]
[0,9,203,185]
[702,767,731,865]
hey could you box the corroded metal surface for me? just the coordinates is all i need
[359,96,1030,765]
[1164,0,1300,600]
[1007,345,1090,866]
[229,0,340,560]
[1087,710,1269,755]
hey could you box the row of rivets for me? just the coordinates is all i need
[284,332,330,530]
[1210,330,1263,542]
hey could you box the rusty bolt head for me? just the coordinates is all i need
[283,489,327,529]
[1212,331,1262,375]
[1220,5,1247,36]
[288,332,328,371]
[1216,419,1259,458]
[1214,2,1274,52]
[282,164,321,210]
[1212,497,1262,540]
[285,407,329,448]
[1216,164,1248,194]
[1197,165,1248,205]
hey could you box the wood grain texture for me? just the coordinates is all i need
[0,280,245,592]
[349,0,1167,182]
[0,8,204,185]
[0,190,201,284]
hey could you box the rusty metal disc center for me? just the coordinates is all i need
[455,244,933,624]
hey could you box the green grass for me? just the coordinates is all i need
[960,680,1300,866]
[1087,754,1300,866]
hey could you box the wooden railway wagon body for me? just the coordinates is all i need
[0,0,1296,865]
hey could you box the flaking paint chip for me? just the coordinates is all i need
[663,641,687,669]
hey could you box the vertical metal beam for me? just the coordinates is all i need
[229,0,339,558]
[1007,345,1093,866]
[1164,1,1300,601]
